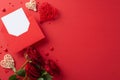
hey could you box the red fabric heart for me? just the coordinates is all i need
[39,2,58,23]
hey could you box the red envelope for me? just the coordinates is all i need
[0,7,44,54]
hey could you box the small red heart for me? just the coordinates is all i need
[39,2,58,23]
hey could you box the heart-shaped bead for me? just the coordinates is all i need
[25,0,37,11]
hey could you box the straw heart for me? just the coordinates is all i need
[0,54,16,72]
[25,0,37,11]
[4,54,14,62]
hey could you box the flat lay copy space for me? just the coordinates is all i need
[0,0,120,80]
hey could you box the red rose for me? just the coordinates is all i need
[25,62,41,80]
[44,60,61,76]
[39,2,58,23]
[25,47,45,66]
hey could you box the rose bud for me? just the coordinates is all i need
[25,47,45,66]
[44,60,61,76]
[25,62,42,80]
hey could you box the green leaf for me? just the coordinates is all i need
[46,74,52,80]
[16,69,26,77]
[9,75,17,80]
[41,70,52,80]
[41,71,48,76]
[43,74,52,80]
[37,78,44,80]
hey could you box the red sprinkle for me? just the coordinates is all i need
[37,2,40,4]
[56,59,58,62]
[9,2,11,5]
[20,1,23,4]
[45,52,49,56]
[49,22,52,24]
[12,5,14,7]
[0,46,2,48]
[3,48,8,52]
[2,8,6,12]
[4,69,9,73]
[50,46,54,51]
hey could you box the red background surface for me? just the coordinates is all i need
[0,0,120,80]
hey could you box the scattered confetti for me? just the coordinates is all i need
[0,46,2,48]
[8,2,11,5]
[45,52,49,56]
[49,22,52,24]
[4,69,10,73]
[50,46,54,51]
[37,2,40,4]
[20,1,23,4]
[12,5,14,7]
[3,48,8,52]
[2,8,6,12]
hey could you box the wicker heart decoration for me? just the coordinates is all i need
[0,54,16,72]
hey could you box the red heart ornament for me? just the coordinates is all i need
[39,2,58,23]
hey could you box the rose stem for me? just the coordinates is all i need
[23,74,28,80]
[20,60,29,69]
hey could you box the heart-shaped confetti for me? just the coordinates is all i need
[25,0,37,11]
[0,54,16,72]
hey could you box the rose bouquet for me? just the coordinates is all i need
[9,47,58,80]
